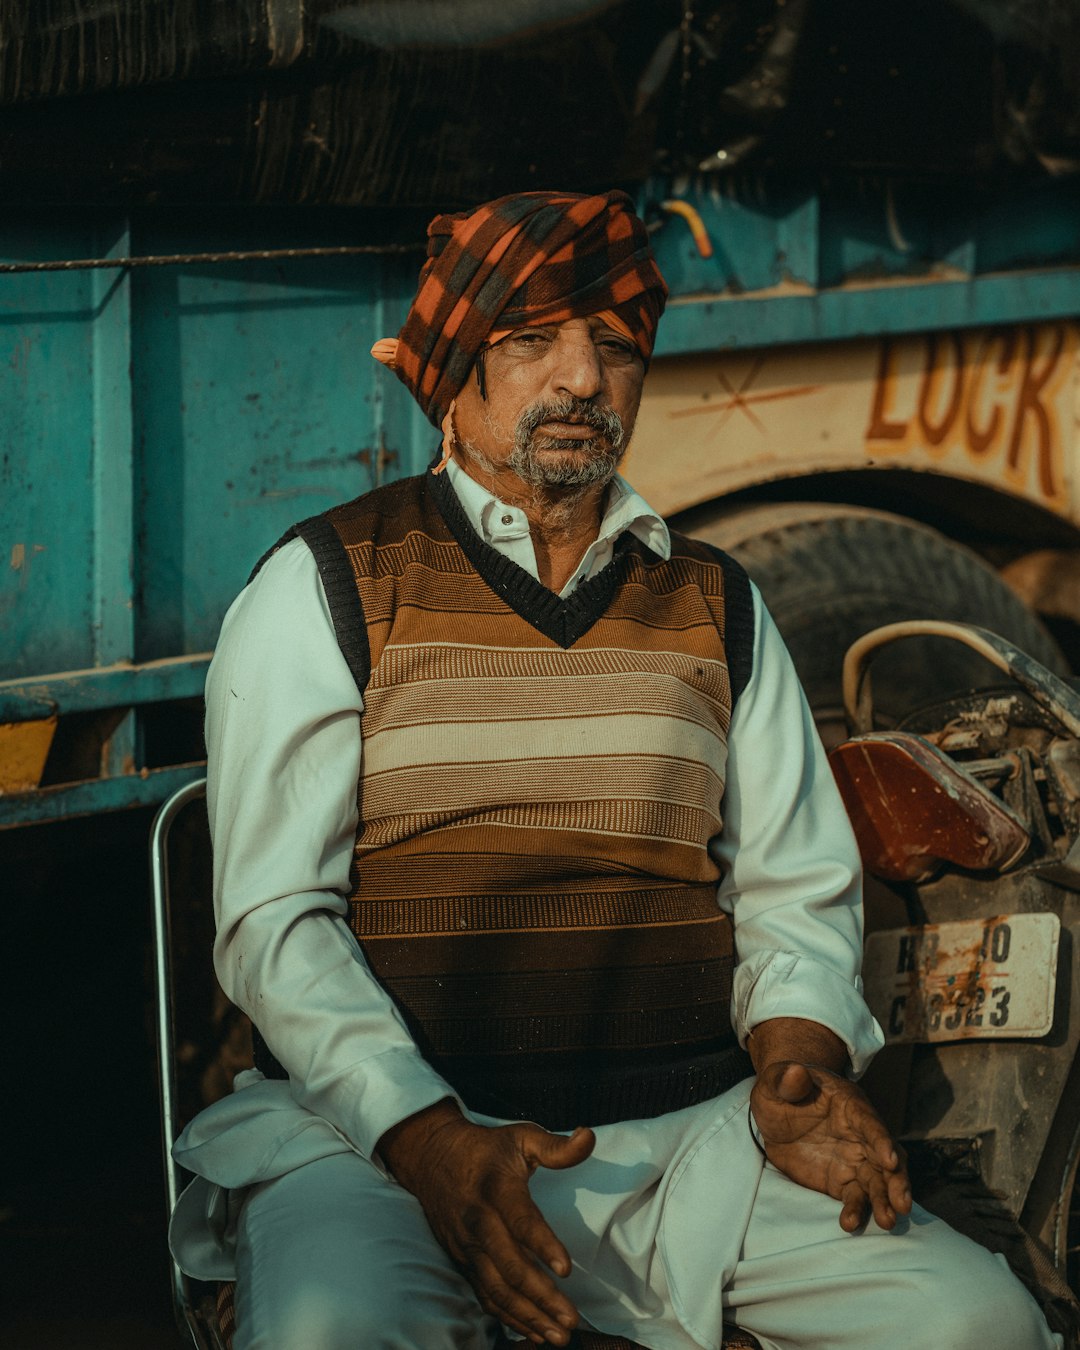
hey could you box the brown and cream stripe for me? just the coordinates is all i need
[253,469,756,1127]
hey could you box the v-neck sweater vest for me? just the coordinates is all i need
[253,468,757,1129]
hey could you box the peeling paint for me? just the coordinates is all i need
[9,542,45,572]
[864,913,1060,1043]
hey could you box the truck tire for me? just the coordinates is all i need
[680,502,1069,739]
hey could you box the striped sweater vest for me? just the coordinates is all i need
[253,468,756,1129]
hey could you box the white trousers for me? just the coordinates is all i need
[231,1147,1061,1350]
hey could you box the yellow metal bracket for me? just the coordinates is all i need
[0,716,58,793]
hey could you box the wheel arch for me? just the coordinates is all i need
[668,466,1080,565]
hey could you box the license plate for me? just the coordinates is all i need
[863,913,1060,1043]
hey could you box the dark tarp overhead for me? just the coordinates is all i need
[1,0,1079,207]
[0,1,669,207]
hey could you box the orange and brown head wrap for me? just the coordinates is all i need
[372,190,668,427]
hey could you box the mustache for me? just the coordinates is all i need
[516,396,624,447]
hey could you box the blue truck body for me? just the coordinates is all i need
[4,175,1080,827]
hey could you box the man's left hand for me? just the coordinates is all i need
[750,1061,912,1233]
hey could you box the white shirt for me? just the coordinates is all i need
[202,462,882,1162]
[449,458,670,594]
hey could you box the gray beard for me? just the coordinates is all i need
[507,397,626,488]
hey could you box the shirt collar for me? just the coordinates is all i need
[443,457,671,560]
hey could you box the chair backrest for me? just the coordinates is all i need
[150,776,232,1350]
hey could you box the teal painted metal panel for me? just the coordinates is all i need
[652,266,1080,356]
[647,175,1080,299]
[1,220,130,679]
[127,221,435,660]
[3,179,1080,827]
[91,226,138,777]
[0,655,210,714]
[1,217,440,680]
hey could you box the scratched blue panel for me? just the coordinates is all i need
[649,175,1080,303]
[0,219,127,681]
[652,268,1080,356]
[130,220,435,659]
[648,181,820,297]
[7,187,1080,692]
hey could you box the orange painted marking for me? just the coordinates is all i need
[668,373,822,432]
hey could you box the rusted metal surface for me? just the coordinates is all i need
[864,912,1060,1044]
[829,731,1030,882]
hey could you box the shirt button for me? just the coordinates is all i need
[500,513,514,525]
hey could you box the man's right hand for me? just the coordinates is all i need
[378,1099,595,1347]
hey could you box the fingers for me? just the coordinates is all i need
[845,1095,899,1167]
[864,1165,900,1231]
[503,1184,575,1280]
[759,1060,817,1104]
[522,1123,596,1172]
[773,1061,818,1103]
[887,1157,913,1219]
[840,1153,912,1233]
[839,1179,870,1233]
[750,1061,830,1152]
[834,1087,911,1232]
[750,1061,916,1236]
[509,1123,594,1278]
[467,1211,579,1346]
[459,1127,585,1338]
[840,1097,911,1211]
[394,1116,587,1341]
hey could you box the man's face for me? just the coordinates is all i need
[452,316,646,491]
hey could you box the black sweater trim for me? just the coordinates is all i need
[297,514,372,695]
[252,470,754,701]
[662,528,755,711]
[718,554,755,708]
[250,513,372,696]
[426,463,639,650]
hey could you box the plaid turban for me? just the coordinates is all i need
[375,190,668,427]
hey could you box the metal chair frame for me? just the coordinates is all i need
[150,776,228,1350]
[148,776,760,1350]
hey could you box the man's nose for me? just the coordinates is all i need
[550,331,604,400]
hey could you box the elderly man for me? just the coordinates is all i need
[171,191,1059,1350]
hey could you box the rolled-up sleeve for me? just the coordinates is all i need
[205,538,455,1156]
[712,582,884,1076]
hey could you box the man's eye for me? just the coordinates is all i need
[508,330,552,347]
[498,331,554,359]
[599,339,635,362]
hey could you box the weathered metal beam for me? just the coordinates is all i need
[0,654,212,716]
[0,761,207,829]
[653,266,1080,357]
